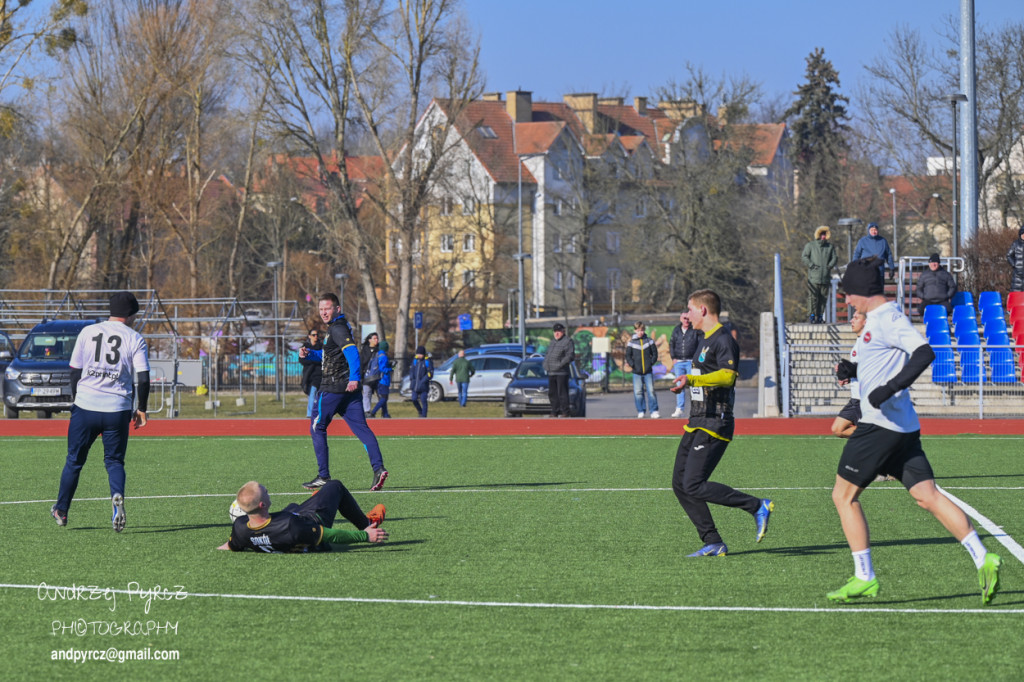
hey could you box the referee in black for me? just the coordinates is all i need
[669,289,773,557]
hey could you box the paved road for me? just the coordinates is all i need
[581,386,758,419]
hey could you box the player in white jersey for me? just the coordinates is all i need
[831,308,865,439]
[51,292,151,532]
[826,258,1000,605]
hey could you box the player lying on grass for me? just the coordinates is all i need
[217,480,387,553]
[827,257,1000,605]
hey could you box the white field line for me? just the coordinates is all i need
[10,435,1024,443]
[1,582,1020,615]
[938,485,1024,565]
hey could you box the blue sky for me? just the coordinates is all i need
[462,0,1021,113]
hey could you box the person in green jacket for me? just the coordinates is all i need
[448,350,476,407]
[802,225,838,323]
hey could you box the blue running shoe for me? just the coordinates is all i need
[754,499,774,543]
[687,542,728,557]
[111,494,126,533]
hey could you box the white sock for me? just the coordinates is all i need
[852,549,875,581]
[960,530,987,569]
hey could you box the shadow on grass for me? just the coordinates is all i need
[399,481,581,491]
[870,590,1024,607]
[729,536,960,557]
[329,539,425,552]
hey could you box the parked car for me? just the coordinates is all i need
[503,356,587,418]
[400,352,521,403]
[0,330,14,377]
[3,319,97,419]
[433,343,535,374]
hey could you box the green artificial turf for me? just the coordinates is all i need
[1,433,1021,680]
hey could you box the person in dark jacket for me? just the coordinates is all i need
[853,223,894,281]
[299,330,324,419]
[369,341,393,418]
[1007,227,1024,292]
[408,345,434,418]
[915,253,957,316]
[542,323,575,417]
[802,225,839,323]
[626,321,660,418]
[360,333,381,413]
[669,312,699,418]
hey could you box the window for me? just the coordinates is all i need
[552,198,563,216]
[485,357,518,371]
[606,231,621,253]
[440,234,455,253]
[475,125,497,139]
[463,270,477,287]
[554,270,563,290]
[607,269,621,291]
[552,234,562,253]
[566,235,577,253]
[585,270,595,289]
[462,233,475,252]
[634,198,646,218]
[462,197,476,215]
[439,197,453,216]
[441,270,451,288]
[567,272,578,290]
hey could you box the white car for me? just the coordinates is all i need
[400,353,521,402]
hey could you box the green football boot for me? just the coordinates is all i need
[979,553,1001,605]
[827,576,879,603]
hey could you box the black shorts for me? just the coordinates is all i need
[282,480,344,528]
[837,423,934,489]
[836,398,861,425]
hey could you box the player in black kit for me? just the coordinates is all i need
[217,479,387,553]
[669,289,773,557]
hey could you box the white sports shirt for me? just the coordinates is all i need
[69,319,150,412]
[851,301,928,433]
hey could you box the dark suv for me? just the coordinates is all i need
[3,319,96,419]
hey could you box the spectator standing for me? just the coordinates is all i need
[915,253,957,316]
[360,333,380,413]
[543,323,576,417]
[802,225,838,323]
[1007,227,1024,292]
[448,350,475,407]
[669,313,698,418]
[408,345,434,418]
[369,341,393,418]
[626,321,660,418]
[853,222,894,281]
[299,330,323,419]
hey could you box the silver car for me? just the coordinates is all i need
[400,352,521,402]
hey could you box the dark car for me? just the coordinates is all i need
[0,330,14,377]
[3,319,96,419]
[503,356,587,418]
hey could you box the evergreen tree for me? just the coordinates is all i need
[786,48,850,229]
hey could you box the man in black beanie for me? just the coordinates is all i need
[826,258,1001,605]
[1007,226,1024,292]
[51,292,150,532]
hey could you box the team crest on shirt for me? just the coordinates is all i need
[698,347,708,362]
[852,350,857,357]
[863,332,871,343]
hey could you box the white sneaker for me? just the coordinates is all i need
[637,412,645,418]
[671,408,684,418]
[650,411,660,419]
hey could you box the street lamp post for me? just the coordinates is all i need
[837,217,863,264]
[507,288,518,340]
[945,93,968,261]
[513,124,530,360]
[334,273,349,314]
[266,261,283,402]
[889,188,898,264]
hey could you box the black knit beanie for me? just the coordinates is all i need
[841,258,884,297]
[109,291,140,318]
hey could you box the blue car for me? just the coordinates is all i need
[3,319,97,419]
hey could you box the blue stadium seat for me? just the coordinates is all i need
[980,305,1004,324]
[952,304,975,323]
[958,334,985,384]
[954,318,979,339]
[923,305,948,323]
[951,291,974,308]
[978,291,1002,311]
[987,331,1010,347]
[931,347,957,383]
[984,319,1008,339]
[926,319,950,339]
[991,360,1017,383]
[927,329,951,346]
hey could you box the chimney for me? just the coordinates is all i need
[658,99,703,121]
[634,96,648,115]
[507,90,532,123]
[482,92,503,102]
[564,93,598,133]
[717,105,728,125]
[598,96,623,106]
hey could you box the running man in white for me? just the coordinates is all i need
[827,258,1001,604]
[51,292,151,532]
